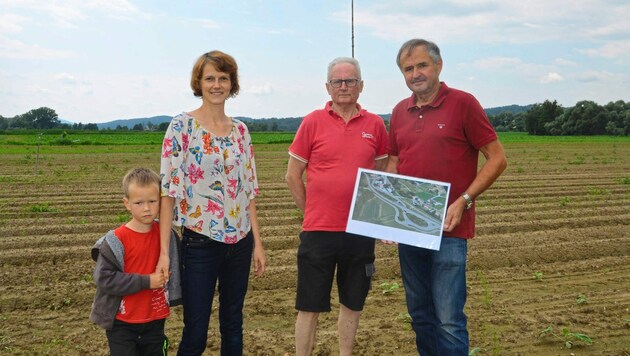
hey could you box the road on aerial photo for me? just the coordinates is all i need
[352,172,447,237]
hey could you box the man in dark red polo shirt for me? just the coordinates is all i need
[286,57,388,356]
[386,39,507,355]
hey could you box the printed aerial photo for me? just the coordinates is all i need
[351,170,449,237]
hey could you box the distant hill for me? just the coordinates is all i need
[484,104,533,116]
[96,115,173,130]
[94,104,532,131]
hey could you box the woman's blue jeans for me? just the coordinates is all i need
[177,230,253,356]
[398,237,469,356]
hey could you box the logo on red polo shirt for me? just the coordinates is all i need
[438,124,446,129]
[361,132,374,139]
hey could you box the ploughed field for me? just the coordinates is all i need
[0,137,629,355]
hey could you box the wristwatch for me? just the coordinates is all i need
[461,193,473,210]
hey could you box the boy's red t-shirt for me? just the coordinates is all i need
[114,222,169,323]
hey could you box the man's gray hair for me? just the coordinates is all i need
[396,39,442,69]
[327,57,362,81]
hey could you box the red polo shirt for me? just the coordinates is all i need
[290,101,389,231]
[389,83,498,239]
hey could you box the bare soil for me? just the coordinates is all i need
[0,141,629,355]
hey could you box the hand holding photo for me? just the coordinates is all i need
[346,168,450,250]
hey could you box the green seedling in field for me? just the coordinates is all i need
[82,274,93,283]
[115,212,130,223]
[396,313,412,329]
[587,187,610,196]
[469,347,481,356]
[49,298,72,311]
[533,271,543,281]
[380,281,400,294]
[568,155,586,165]
[291,209,304,220]
[476,270,491,306]
[28,203,57,212]
[539,326,592,349]
[576,293,587,305]
[620,176,630,185]
[559,196,570,206]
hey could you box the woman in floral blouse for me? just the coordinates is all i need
[157,50,266,356]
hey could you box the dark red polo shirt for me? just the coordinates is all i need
[389,83,497,239]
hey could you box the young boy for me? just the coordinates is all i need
[90,167,181,355]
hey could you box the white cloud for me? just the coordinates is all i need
[247,83,274,96]
[540,72,563,84]
[473,57,523,70]
[54,72,77,84]
[578,40,630,60]
[0,37,73,59]
[267,28,294,35]
[0,13,29,34]
[576,70,615,83]
[0,0,142,28]
[343,1,630,44]
[471,56,569,85]
[192,19,221,29]
[554,58,578,67]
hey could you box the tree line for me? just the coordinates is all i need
[490,100,629,136]
[0,107,100,131]
[2,100,629,136]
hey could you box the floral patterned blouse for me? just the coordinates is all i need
[160,112,260,244]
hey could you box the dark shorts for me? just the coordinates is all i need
[296,231,376,312]
[106,318,168,356]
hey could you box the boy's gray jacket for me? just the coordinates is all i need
[89,228,182,330]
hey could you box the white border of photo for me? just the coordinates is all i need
[346,168,451,251]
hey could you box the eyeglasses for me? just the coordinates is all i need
[328,79,360,88]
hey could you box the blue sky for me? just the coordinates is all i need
[1,0,628,123]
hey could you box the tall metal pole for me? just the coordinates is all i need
[35,132,42,175]
[351,0,355,58]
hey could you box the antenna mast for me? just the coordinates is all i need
[351,0,355,58]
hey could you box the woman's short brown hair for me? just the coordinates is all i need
[190,50,240,98]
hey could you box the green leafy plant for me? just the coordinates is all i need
[81,274,93,283]
[115,212,130,223]
[29,203,58,212]
[533,271,543,281]
[539,326,592,349]
[620,176,630,185]
[49,298,72,311]
[476,270,491,306]
[587,187,610,196]
[396,312,411,324]
[559,196,570,206]
[568,156,585,165]
[291,209,304,220]
[469,347,481,356]
[379,281,400,294]
[576,293,587,305]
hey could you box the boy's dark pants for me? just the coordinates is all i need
[106,318,168,356]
